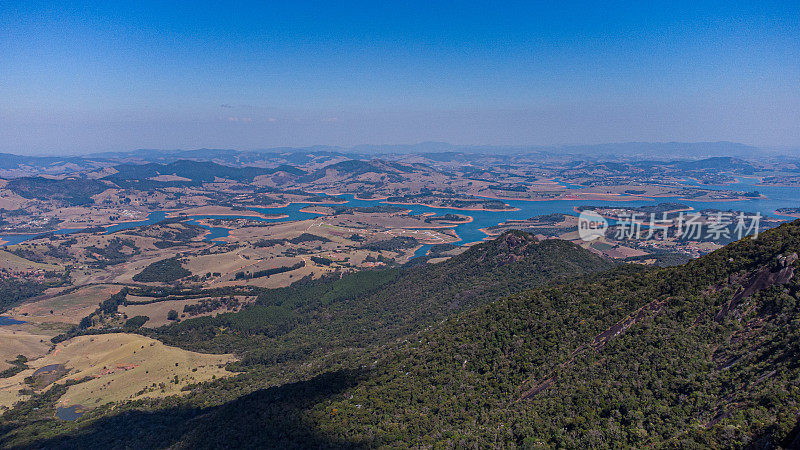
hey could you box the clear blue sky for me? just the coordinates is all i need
[1,1,798,154]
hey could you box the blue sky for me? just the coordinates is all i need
[1,1,798,154]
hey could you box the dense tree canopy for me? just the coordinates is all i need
[3,224,800,448]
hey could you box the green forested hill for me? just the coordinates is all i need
[107,160,304,184]
[5,177,108,206]
[152,231,614,368]
[3,223,800,448]
[310,222,800,447]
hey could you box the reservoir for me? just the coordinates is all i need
[0,316,26,326]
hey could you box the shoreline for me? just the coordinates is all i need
[302,190,519,212]
[196,219,235,231]
[476,186,767,203]
[679,196,766,203]
[302,205,473,230]
[479,226,501,237]
[354,195,390,201]
[410,231,463,246]
[255,199,346,209]
[426,215,474,225]
[570,205,695,217]
[475,191,655,203]
[392,223,461,230]
[166,206,286,220]
[297,206,345,216]
[195,215,290,228]
[381,200,520,212]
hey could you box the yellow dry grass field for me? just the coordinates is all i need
[0,250,62,272]
[119,299,202,327]
[10,284,122,325]
[0,189,31,211]
[180,249,291,281]
[0,329,51,371]
[226,219,316,242]
[124,295,252,326]
[211,257,323,289]
[118,295,251,327]
[0,333,236,411]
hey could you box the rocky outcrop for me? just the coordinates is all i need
[475,231,540,266]
[714,252,797,322]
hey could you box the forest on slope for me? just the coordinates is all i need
[2,223,800,448]
[150,231,614,368]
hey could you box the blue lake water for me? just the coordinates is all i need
[1,178,797,247]
[197,223,230,242]
[56,405,85,421]
[412,244,434,259]
[104,211,168,233]
[0,316,26,326]
[33,363,64,376]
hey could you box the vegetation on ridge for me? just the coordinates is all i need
[2,223,800,448]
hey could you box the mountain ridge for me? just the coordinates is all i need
[3,223,800,447]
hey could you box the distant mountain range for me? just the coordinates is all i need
[84,141,778,159]
[0,142,796,178]
[107,160,304,184]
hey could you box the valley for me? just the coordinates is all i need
[0,149,799,447]
[5,2,800,446]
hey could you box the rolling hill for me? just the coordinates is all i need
[105,160,305,186]
[152,231,614,367]
[3,223,800,448]
[5,177,110,206]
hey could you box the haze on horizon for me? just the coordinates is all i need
[1,1,799,155]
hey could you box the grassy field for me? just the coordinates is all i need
[10,284,122,325]
[119,295,254,327]
[0,250,62,272]
[0,329,51,372]
[0,333,235,411]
